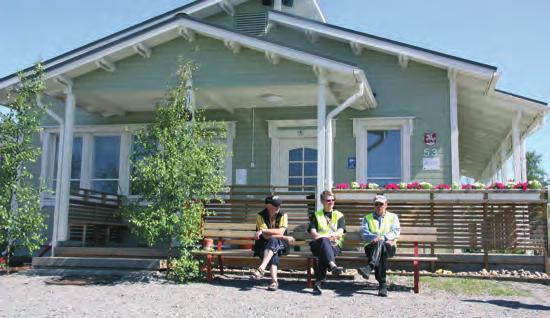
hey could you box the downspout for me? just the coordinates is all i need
[37,95,64,257]
[325,82,366,190]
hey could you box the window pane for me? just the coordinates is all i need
[304,148,317,161]
[289,163,302,177]
[367,178,401,187]
[304,177,316,186]
[367,130,401,179]
[289,148,303,161]
[93,136,120,179]
[92,180,119,194]
[304,163,316,176]
[53,136,82,190]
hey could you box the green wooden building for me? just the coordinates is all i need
[0,0,547,249]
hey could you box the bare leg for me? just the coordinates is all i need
[270,265,278,283]
[259,249,274,270]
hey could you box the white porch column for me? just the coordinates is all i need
[521,138,527,181]
[316,72,327,211]
[56,81,76,242]
[448,70,460,183]
[512,112,522,181]
[500,144,508,181]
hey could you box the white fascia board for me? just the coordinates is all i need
[1,15,375,109]
[176,19,364,80]
[312,0,327,23]
[268,11,497,80]
[493,91,548,114]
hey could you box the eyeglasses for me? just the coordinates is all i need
[325,199,335,203]
[374,202,384,207]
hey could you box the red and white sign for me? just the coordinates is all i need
[424,132,437,146]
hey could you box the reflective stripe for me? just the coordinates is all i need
[364,212,397,247]
[314,209,345,247]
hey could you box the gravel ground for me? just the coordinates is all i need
[1,272,549,318]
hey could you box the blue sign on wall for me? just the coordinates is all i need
[347,156,356,170]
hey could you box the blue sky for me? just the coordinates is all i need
[1,0,548,175]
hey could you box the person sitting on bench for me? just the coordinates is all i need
[308,190,346,295]
[360,194,401,297]
[251,195,295,291]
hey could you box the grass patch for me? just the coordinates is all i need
[421,276,532,297]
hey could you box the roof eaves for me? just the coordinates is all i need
[268,10,498,74]
[494,89,548,107]
[0,0,211,83]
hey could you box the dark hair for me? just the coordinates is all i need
[320,190,335,202]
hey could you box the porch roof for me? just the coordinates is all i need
[0,13,376,112]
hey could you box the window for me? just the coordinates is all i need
[367,130,401,185]
[288,147,317,191]
[52,136,83,192]
[353,117,413,184]
[91,136,121,193]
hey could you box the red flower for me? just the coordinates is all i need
[384,183,400,190]
[488,182,505,190]
[407,182,422,190]
[435,184,451,190]
[359,183,369,189]
[514,182,528,191]
[335,183,350,189]
[461,184,474,190]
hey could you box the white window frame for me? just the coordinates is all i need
[352,117,414,183]
[40,123,235,205]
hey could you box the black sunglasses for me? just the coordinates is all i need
[374,202,384,207]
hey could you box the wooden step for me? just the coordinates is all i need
[32,257,167,270]
[55,247,169,258]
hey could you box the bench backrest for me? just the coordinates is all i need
[203,222,437,248]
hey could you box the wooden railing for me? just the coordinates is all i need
[67,188,126,246]
[205,187,549,261]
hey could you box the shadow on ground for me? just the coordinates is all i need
[463,299,550,311]
[213,276,413,297]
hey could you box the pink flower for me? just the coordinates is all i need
[335,183,350,189]
[435,184,451,190]
[359,183,369,189]
[384,183,400,190]
[461,184,474,190]
[488,182,505,190]
[407,182,422,190]
[514,182,528,191]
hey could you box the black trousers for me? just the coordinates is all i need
[257,237,283,267]
[364,240,396,285]
[310,238,341,282]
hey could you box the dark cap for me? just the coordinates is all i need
[265,195,282,207]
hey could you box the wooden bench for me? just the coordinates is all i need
[196,221,438,293]
[68,188,127,246]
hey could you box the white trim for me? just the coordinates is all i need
[352,117,413,183]
[268,11,496,80]
[311,0,327,22]
[80,134,93,189]
[317,73,327,209]
[449,70,460,183]
[512,112,522,181]
[119,133,132,195]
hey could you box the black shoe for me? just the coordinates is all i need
[358,266,372,280]
[330,266,343,276]
[313,283,323,295]
[378,284,388,297]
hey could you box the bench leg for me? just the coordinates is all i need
[206,254,213,283]
[413,242,420,293]
[306,258,313,288]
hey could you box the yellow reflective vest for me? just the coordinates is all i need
[363,212,398,247]
[313,209,345,248]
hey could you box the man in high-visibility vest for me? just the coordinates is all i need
[360,194,401,297]
[308,190,346,295]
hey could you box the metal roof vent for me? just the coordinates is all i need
[234,12,267,36]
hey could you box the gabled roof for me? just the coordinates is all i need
[0,12,376,108]
[0,0,326,85]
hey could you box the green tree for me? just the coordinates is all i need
[0,65,47,272]
[526,150,549,186]
[125,61,227,282]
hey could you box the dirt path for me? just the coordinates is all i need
[1,273,549,318]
